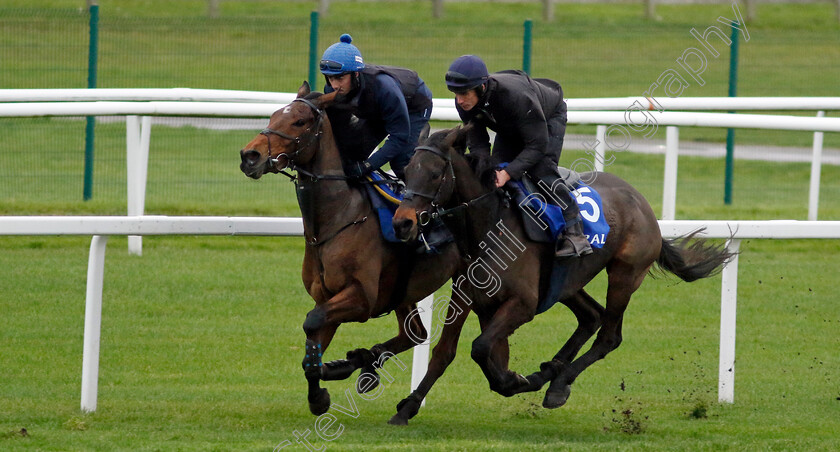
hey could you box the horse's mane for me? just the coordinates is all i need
[423,128,499,191]
[466,152,500,191]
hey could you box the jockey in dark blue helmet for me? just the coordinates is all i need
[446,54,592,259]
[320,34,433,181]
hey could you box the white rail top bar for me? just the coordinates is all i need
[1,217,839,239]
[0,88,298,104]
[2,103,840,133]
[0,216,304,236]
[567,97,840,111]
[1,89,839,112]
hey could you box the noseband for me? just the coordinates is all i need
[260,97,324,170]
[403,145,457,226]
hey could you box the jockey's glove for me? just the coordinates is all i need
[347,160,372,178]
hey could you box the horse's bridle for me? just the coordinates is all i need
[261,97,325,174]
[403,145,457,226]
[405,144,501,227]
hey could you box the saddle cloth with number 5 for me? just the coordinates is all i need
[504,166,610,249]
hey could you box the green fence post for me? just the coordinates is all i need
[723,21,739,205]
[83,4,99,201]
[308,11,319,91]
[522,19,533,75]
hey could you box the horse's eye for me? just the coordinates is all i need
[431,171,442,180]
[293,120,306,127]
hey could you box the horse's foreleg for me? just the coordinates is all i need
[525,289,605,390]
[470,298,536,397]
[389,296,471,426]
[302,323,337,416]
[302,284,371,415]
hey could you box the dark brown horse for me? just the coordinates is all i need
[238,83,464,416]
[390,126,733,419]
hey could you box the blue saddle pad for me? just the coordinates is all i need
[507,178,610,249]
[363,172,403,243]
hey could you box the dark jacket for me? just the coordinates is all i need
[456,70,567,180]
[325,65,432,170]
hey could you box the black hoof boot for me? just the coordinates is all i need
[389,393,423,425]
[355,367,380,394]
[308,387,331,415]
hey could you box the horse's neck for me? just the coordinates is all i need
[297,121,367,235]
[451,154,503,243]
[305,119,346,179]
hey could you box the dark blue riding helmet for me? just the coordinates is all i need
[320,34,365,75]
[445,55,489,93]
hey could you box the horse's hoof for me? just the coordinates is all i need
[308,388,331,415]
[543,383,571,409]
[495,373,531,397]
[346,348,375,367]
[394,394,422,421]
[356,368,380,394]
[387,414,409,426]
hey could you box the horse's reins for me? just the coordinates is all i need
[406,145,500,227]
[262,97,369,246]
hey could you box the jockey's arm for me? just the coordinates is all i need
[366,74,411,170]
[503,95,550,180]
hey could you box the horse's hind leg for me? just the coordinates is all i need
[543,264,646,409]
[389,296,471,425]
[525,289,604,390]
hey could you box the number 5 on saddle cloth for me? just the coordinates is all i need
[504,166,610,249]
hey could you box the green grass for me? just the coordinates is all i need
[1,235,838,451]
[2,4,840,449]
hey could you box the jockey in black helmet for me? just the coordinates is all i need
[446,54,592,259]
[320,34,433,181]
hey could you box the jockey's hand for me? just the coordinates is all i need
[347,160,372,179]
[495,169,511,188]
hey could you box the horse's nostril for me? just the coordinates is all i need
[393,217,415,240]
[241,149,261,166]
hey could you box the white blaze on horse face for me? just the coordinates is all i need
[282,105,293,114]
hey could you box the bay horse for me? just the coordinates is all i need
[238,82,465,416]
[390,126,734,420]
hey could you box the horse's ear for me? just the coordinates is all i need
[297,81,311,98]
[445,123,473,155]
[314,90,338,109]
[417,123,431,145]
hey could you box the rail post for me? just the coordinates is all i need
[308,11,319,92]
[83,4,99,201]
[522,20,533,75]
[724,22,740,205]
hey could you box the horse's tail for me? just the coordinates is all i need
[655,228,736,282]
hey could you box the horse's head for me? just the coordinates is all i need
[393,125,470,242]
[239,82,337,179]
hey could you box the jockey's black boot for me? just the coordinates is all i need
[554,190,593,259]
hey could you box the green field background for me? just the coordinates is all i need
[2,1,840,450]
[1,1,839,216]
